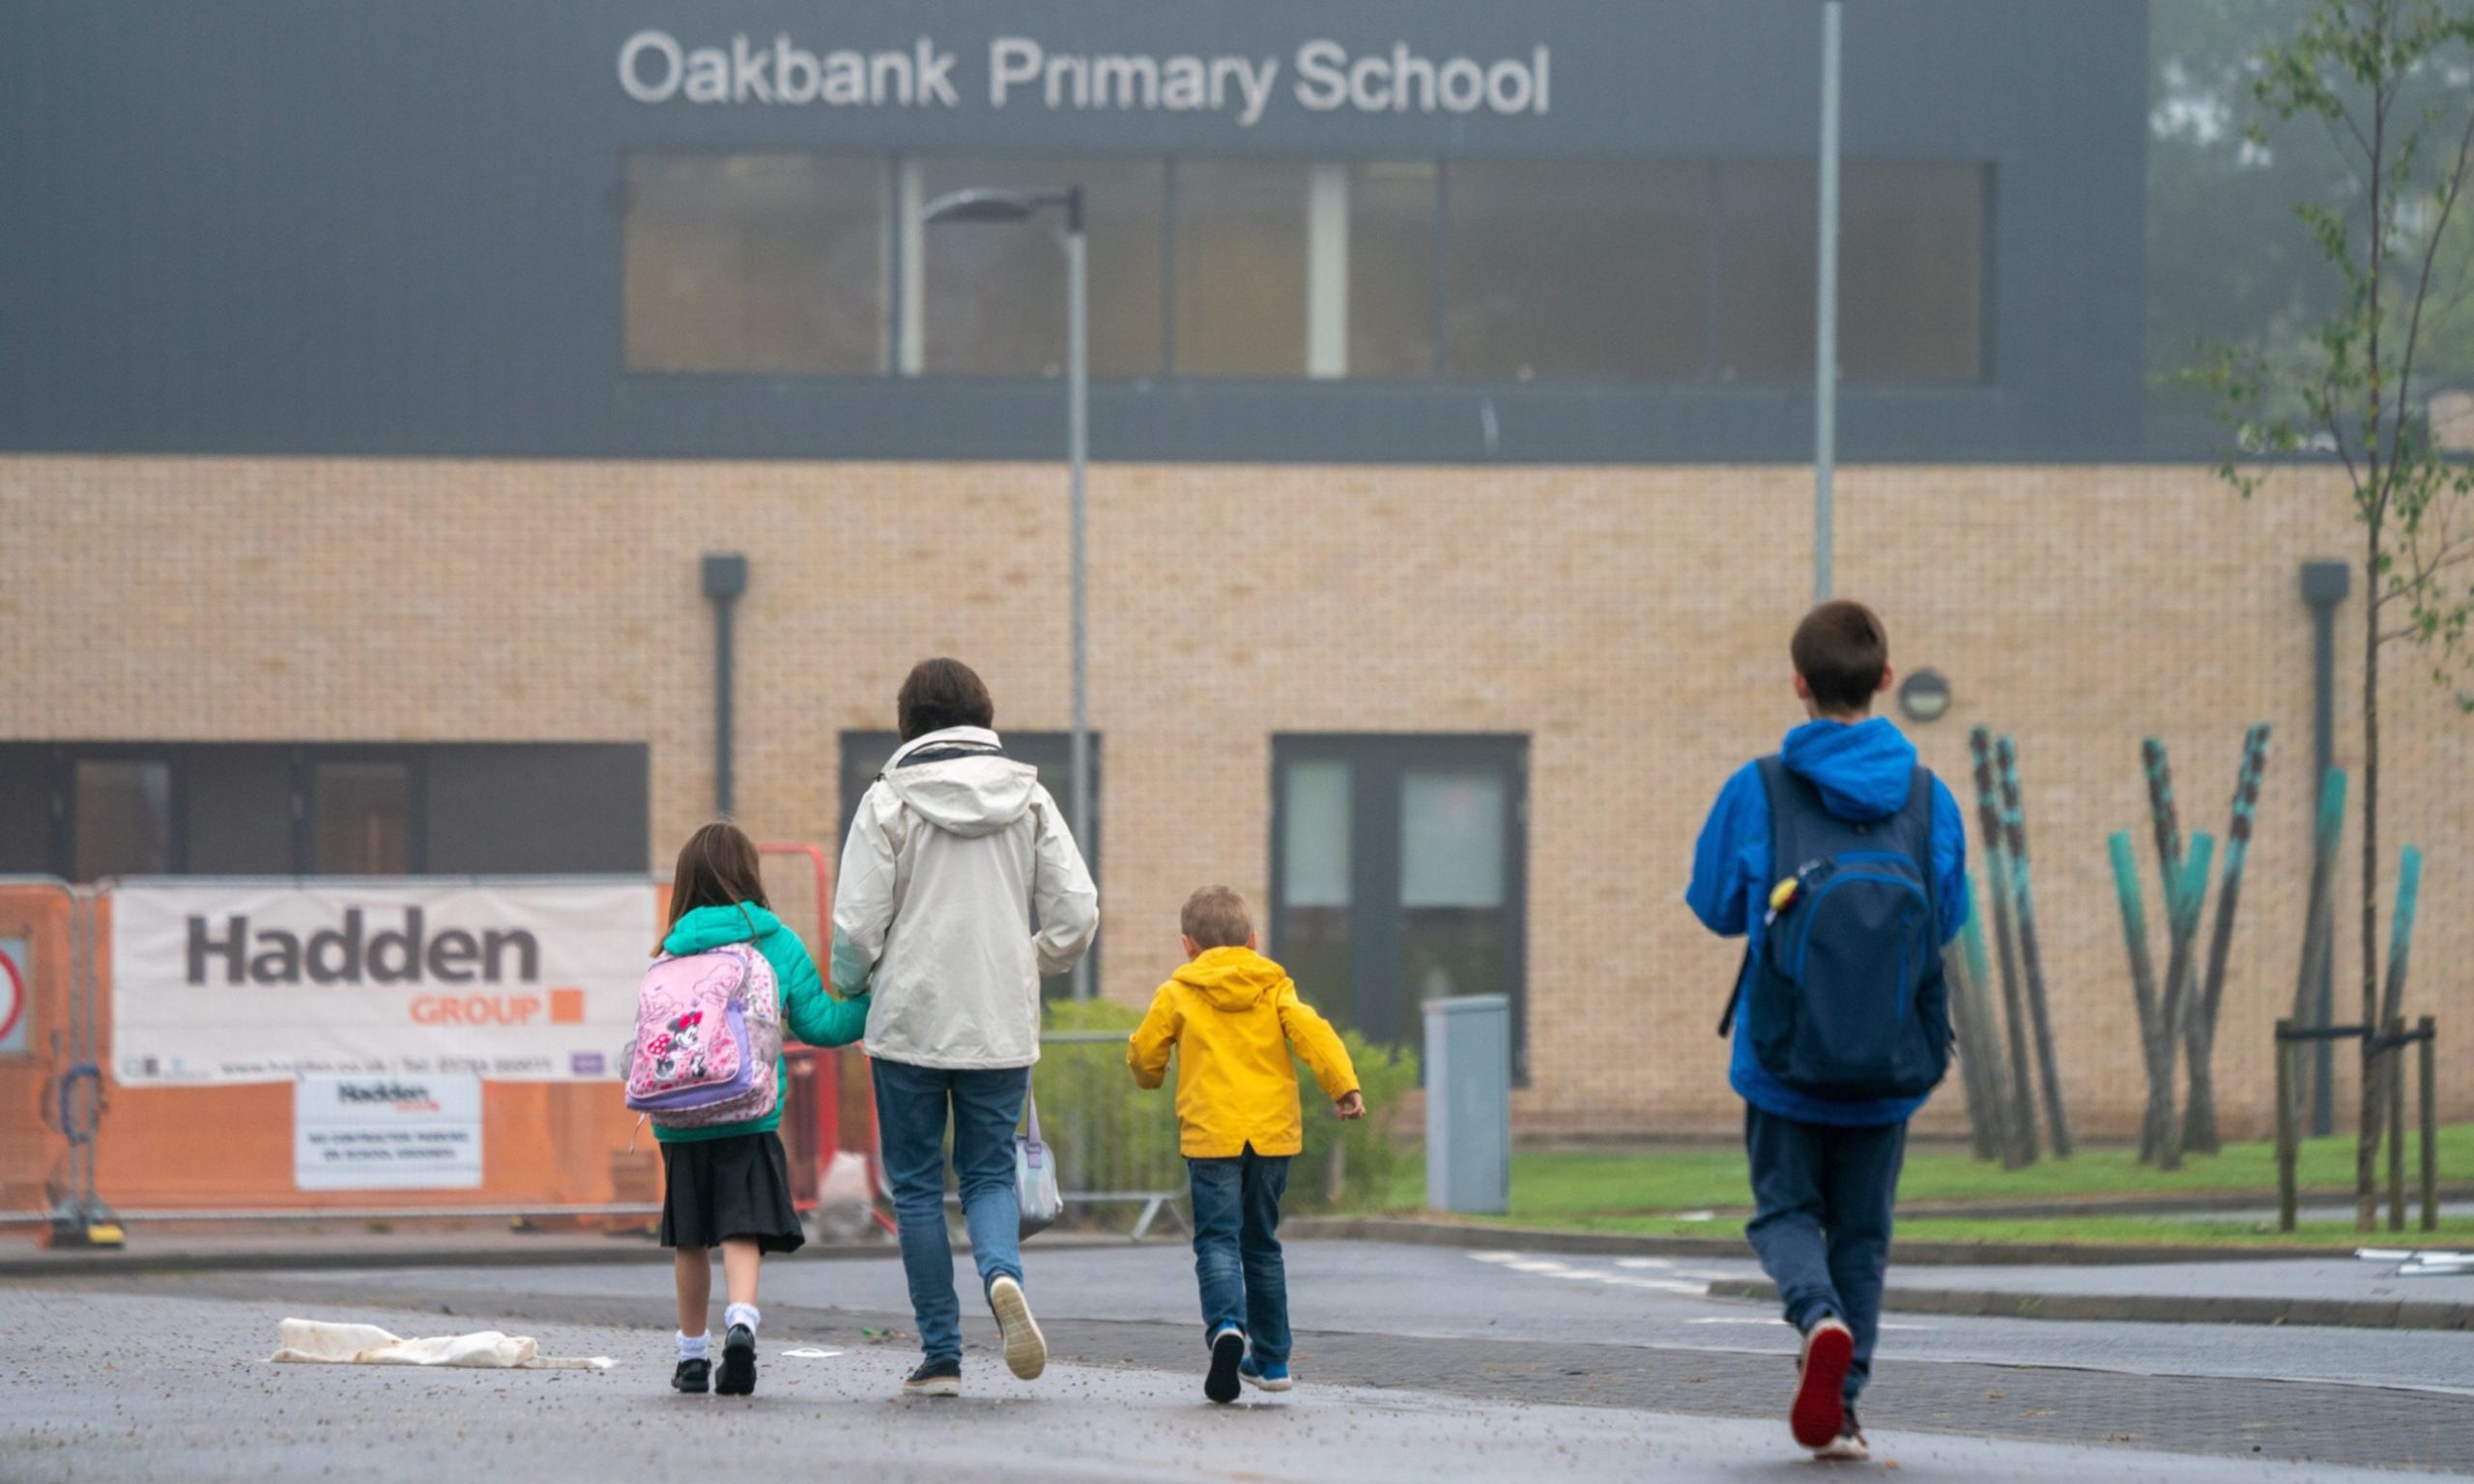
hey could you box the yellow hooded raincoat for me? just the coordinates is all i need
[1127,945,1361,1159]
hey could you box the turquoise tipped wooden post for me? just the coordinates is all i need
[1998,736,2069,1156]
[2290,768,2347,1136]
[2110,831,2173,1167]
[2187,724,2269,1155]
[1971,728,2036,1165]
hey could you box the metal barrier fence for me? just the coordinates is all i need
[0,878,108,1241]
[1032,1029,1187,1238]
[0,869,890,1244]
[0,867,1177,1245]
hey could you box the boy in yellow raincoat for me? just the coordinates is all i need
[1129,885,1364,1404]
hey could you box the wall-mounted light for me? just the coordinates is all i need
[1898,668,1951,724]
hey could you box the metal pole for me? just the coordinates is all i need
[2301,560,2349,1134]
[2274,1021,2298,1233]
[701,554,749,818]
[1064,192,1093,1002]
[2418,1016,2437,1232]
[1812,0,1842,604]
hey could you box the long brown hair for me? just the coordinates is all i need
[661,819,769,951]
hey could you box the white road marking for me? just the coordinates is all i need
[1613,1257,1674,1270]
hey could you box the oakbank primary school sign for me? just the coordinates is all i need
[618,31,1554,126]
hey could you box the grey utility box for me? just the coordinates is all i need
[1424,994,1511,1214]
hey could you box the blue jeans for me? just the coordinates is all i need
[1188,1147,1292,1364]
[872,1059,1030,1363]
[1743,1105,1908,1403]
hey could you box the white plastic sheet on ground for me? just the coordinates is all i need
[267,1318,614,1370]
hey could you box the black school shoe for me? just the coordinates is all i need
[714,1324,757,1396]
[1204,1326,1248,1405]
[672,1356,710,1393]
[903,1357,963,1397]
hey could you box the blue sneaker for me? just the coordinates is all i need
[1204,1326,1247,1404]
[1240,1355,1292,1393]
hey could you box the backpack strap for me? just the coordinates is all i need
[1716,756,1791,1039]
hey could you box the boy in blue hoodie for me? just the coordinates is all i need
[1686,600,1966,1463]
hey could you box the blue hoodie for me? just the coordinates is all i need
[1686,717,1968,1126]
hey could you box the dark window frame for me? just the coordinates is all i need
[618,150,1996,394]
[1268,732,1529,1081]
[57,744,187,880]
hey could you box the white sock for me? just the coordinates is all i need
[725,1302,761,1335]
[676,1330,708,1360]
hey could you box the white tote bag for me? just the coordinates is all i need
[1016,1084,1063,1239]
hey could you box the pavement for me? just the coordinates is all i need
[9,1238,2471,1479]
[1715,1252,2474,1330]
[4,1287,2433,1484]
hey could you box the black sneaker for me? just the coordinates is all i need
[902,1357,962,1398]
[1204,1325,1247,1405]
[714,1324,757,1396]
[671,1356,710,1393]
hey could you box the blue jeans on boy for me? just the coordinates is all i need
[872,1059,1030,1364]
[1187,1146,1292,1363]
[1743,1105,1908,1403]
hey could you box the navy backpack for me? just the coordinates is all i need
[1717,756,1951,1101]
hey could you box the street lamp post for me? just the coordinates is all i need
[923,184,1095,1000]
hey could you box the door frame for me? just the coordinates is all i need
[1268,732,1528,1080]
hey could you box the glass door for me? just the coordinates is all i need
[1271,735,1526,1074]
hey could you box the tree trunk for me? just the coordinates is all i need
[2355,533,2384,1233]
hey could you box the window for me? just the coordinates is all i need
[2,745,647,880]
[912,157,1165,377]
[839,731,1102,1000]
[1271,735,1526,1072]
[1447,161,1708,381]
[623,152,1986,388]
[1719,160,1988,383]
[1715,161,1816,382]
[1842,163,1987,382]
[624,154,887,374]
[74,759,173,879]
[1173,160,1310,377]
[1346,162,1440,378]
[312,760,414,875]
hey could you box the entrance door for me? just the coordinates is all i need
[1270,734,1526,1075]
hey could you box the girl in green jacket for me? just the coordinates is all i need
[654,820,869,1397]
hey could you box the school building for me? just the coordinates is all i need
[3,0,2466,1144]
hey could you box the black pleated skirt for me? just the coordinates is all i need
[657,1131,806,1254]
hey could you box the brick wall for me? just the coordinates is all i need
[3,456,2464,1139]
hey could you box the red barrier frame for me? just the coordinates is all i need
[759,842,893,1233]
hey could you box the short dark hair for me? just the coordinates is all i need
[1180,886,1253,951]
[897,658,995,742]
[1791,600,1889,714]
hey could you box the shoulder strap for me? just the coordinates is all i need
[1716,757,1790,1039]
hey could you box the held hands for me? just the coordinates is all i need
[1334,1091,1366,1121]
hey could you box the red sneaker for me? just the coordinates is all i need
[1791,1318,1855,1449]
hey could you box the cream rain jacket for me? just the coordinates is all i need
[830,727,1099,1069]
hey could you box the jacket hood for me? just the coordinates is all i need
[882,727,1038,839]
[664,901,782,956]
[1781,717,1919,821]
[1172,945,1290,1012]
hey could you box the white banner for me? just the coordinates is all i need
[295,1073,483,1190]
[112,881,655,1085]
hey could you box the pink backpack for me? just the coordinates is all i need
[623,942,783,1128]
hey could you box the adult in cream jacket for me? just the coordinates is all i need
[830,659,1098,1395]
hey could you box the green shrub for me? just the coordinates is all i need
[1035,1001,1418,1216]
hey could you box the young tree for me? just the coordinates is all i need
[2196,0,2474,1231]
